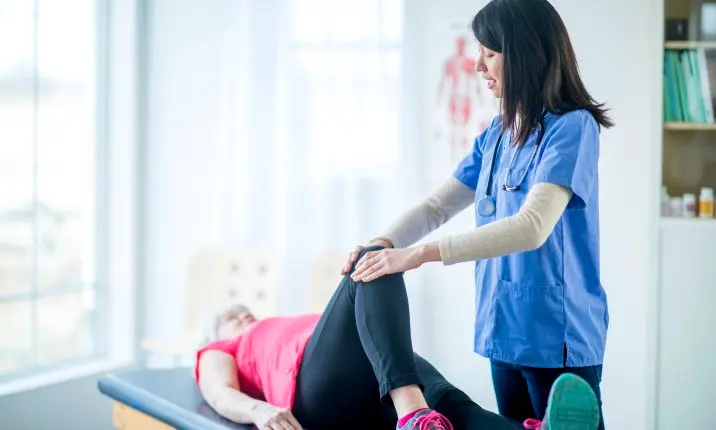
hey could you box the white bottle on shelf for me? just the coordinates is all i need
[661,186,671,216]
[670,197,683,217]
[683,193,697,217]
[699,187,714,219]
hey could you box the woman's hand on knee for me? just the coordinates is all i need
[341,239,393,275]
[351,247,425,282]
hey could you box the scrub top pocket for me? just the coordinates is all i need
[491,280,565,366]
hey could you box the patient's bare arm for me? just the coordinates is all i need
[198,350,259,424]
[198,350,303,429]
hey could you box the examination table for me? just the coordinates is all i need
[98,367,254,430]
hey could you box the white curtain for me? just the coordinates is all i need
[142,0,424,342]
[220,0,417,313]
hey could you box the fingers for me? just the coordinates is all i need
[277,420,295,430]
[359,263,387,282]
[263,410,302,430]
[341,245,364,275]
[351,251,378,280]
[355,250,377,268]
[284,413,303,429]
[352,252,387,281]
[262,421,292,430]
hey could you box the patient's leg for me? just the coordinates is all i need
[410,355,602,430]
[412,354,522,430]
[292,245,427,429]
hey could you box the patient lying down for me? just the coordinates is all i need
[195,249,601,430]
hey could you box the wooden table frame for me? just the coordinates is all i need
[112,401,174,430]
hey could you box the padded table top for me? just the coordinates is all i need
[98,367,253,430]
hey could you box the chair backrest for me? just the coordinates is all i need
[307,253,346,313]
[184,249,278,342]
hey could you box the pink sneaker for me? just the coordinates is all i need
[523,418,542,429]
[396,409,454,430]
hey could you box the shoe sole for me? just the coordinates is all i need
[543,373,600,430]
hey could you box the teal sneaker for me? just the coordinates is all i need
[523,373,600,430]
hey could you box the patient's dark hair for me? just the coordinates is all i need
[471,0,614,147]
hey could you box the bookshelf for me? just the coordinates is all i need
[661,0,716,204]
[656,5,716,430]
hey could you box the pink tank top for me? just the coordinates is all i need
[195,314,320,408]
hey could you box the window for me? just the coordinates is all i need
[285,0,403,179]
[0,0,106,379]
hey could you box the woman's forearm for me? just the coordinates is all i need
[375,178,474,248]
[206,385,263,424]
[428,182,572,265]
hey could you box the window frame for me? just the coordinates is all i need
[0,0,140,393]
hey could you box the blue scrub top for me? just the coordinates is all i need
[453,109,609,368]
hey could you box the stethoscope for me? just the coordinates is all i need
[476,120,545,217]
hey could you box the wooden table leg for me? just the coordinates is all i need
[112,401,175,430]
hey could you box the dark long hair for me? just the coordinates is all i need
[471,0,614,147]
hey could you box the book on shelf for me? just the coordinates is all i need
[664,47,716,124]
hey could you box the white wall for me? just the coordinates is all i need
[416,0,497,411]
[563,3,661,430]
[419,1,661,430]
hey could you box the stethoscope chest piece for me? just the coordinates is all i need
[477,195,496,217]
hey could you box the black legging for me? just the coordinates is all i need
[292,246,521,430]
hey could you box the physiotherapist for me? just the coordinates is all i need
[344,0,612,429]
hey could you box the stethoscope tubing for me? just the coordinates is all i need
[477,118,545,217]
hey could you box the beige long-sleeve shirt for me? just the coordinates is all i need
[375,178,572,265]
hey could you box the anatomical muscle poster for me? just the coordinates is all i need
[434,22,499,162]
